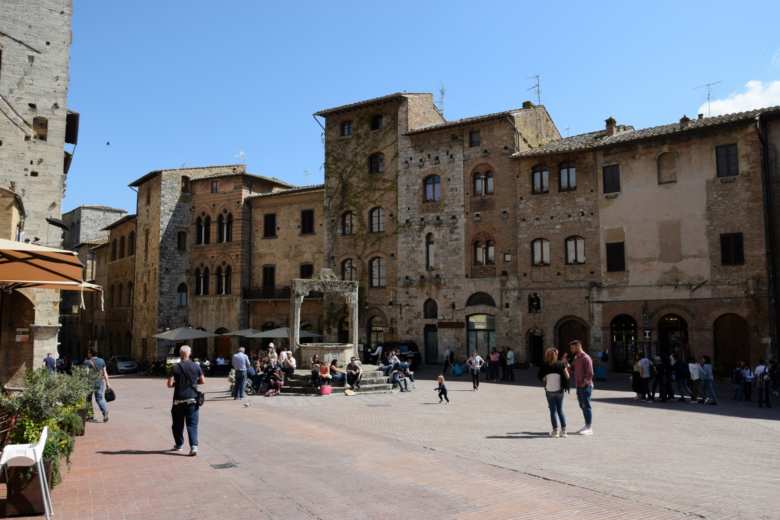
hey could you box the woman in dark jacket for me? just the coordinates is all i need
[537,347,570,438]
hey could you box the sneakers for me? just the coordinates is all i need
[189,446,198,457]
[560,428,568,438]
[550,429,559,438]
[171,445,183,452]
[103,415,109,423]
[578,426,593,436]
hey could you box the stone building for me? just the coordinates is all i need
[0,187,25,240]
[128,165,291,361]
[99,214,136,359]
[245,185,325,342]
[0,0,78,383]
[515,110,780,372]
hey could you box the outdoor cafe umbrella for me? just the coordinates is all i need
[222,328,262,338]
[153,327,215,342]
[247,327,322,339]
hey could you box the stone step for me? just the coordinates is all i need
[286,376,388,386]
[279,389,394,397]
[280,383,393,395]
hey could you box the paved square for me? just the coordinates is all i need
[11,370,779,519]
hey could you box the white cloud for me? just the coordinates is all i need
[699,80,780,116]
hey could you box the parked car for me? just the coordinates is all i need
[372,341,421,369]
[108,356,139,374]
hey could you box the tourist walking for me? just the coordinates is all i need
[569,340,593,435]
[467,351,484,391]
[742,363,754,402]
[435,375,449,403]
[755,359,771,408]
[537,347,570,438]
[43,352,57,373]
[167,345,204,456]
[86,349,110,423]
[231,347,251,400]
[699,356,717,405]
[505,347,516,382]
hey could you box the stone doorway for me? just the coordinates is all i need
[610,314,637,372]
[713,313,750,376]
[424,324,438,364]
[527,329,544,366]
[556,317,589,352]
[657,314,688,360]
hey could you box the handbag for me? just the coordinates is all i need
[105,386,116,402]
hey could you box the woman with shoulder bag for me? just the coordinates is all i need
[537,347,570,438]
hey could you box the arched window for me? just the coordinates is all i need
[341,211,354,235]
[177,283,188,307]
[466,292,496,307]
[117,284,123,307]
[127,282,134,306]
[194,268,202,295]
[195,217,203,245]
[532,165,549,194]
[565,236,586,264]
[217,214,225,243]
[532,238,550,266]
[423,175,441,202]
[368,152,385,174]
[203,216,211,244]
[128,231,136,255]
[423,299,438,319]
[110,285,115,306]
[425,233,434,270]
[111,239,117,261]
[226,213,233,242]
[474,241,484,265]
[224,265,232,294]
[341,258,356,281]
[367,316,385,348]
[177,231,187,251]
[202,267,210,295]
[485,240,495,265]
[657,151,678,184]
[119,236,126,258]
[215,266,223,294]
[369,207,384,233]
[473,171,494,196]
[369,257,386,288]
[559,163,576,191]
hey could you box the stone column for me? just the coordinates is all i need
[290,291,305,355]
[346,290,359,358]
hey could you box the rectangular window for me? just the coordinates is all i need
[211,180,219,193]
[370,114,383,130]
[559,165,576,191]
[532,169,549,194]
[262,265,276,290]
[263,213,277,238]
[720,233,744,265]
[606,242,626,272]
[300,263,314,279]
[340,120,352,137]
[301,209,315,234]
[603,164,621,194]
[716,144,739,177]
[469,130,480,147]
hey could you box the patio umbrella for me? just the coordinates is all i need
[154,327,215,342]
[247,327,322,339]
[223,328,262,338]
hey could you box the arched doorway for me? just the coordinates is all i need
[467,314,495,357]
[556,317,589,352]
[526,329,544,366]
[214,327,231,359]
[657,314,688,359]
[367,316,385,350]
[610,314,637,372]
[424,324,438,364]
[713,313,750,376]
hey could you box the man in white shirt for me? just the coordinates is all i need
[755,359,771,408]
[688,358,701,402]
[638,353,652,401]
[467,351,485,391]
[505,348,516,382]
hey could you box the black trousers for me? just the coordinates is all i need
[438,389,449,402]
[758,382,772,407]
[471,370,480,389]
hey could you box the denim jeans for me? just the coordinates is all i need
[702,379,718,403]
[545,391,566,429]
[576,385,593,426]
[92,380,108,418]
[233,370,246,399]
[171,403,199,448]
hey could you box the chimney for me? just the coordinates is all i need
[522,100,534,109]
[698,113,704,120]
[605,116,617,136]
[679,115,691,128]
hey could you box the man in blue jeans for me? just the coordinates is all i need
[231,347,251,400]
[86,349,110,422]
[167,345,205,456]
[569,340,594,436]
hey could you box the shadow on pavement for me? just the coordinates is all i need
[97,449,182,456]
[486,431,550,439]
[592,396,780,420]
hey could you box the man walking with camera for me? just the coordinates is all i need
[167,345,205,456]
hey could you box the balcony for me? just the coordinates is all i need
[243,286,323,301]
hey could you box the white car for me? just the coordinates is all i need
[109,356,139,374]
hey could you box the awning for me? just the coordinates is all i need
[0,239,102,308]
[154,327,215,342]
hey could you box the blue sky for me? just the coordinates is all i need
[64,0,780,211]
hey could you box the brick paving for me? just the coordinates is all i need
[6,370,779,519]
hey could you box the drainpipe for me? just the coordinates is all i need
[755,114,778,359]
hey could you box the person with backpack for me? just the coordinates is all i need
[167,345,205,456]
[86,349,111,423]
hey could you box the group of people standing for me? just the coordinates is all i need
[537,340,594,437]
[632,353,720,405]
[732,359,776,407]
[446,347,517,383]
[232,343,296,399]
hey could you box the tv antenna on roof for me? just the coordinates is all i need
[528,75,541,105]
[436,83,446,116]
[695,81,722,117]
